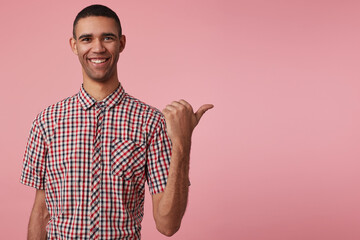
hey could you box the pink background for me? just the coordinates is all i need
[0,0,360,239]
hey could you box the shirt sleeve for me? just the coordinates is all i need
[146,115,172,195]
[20,118,47,189]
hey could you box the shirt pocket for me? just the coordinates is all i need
[110,139,146,181]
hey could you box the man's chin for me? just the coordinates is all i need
[87,73,112,83]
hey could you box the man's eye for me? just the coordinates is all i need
[81,38,91,42]
[104,37,113,41]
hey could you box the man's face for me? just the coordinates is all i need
[70,16,125,82]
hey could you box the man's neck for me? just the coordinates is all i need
[83,78,120,101]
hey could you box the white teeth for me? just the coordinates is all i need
[90,59,107,63]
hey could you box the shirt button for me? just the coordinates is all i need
[96,102,105,108]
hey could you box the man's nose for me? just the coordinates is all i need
[92,39,106,53]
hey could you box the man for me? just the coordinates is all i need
[20,4,213,240]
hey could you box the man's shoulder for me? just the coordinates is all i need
[34,92,78,125]
[122,93,165,123]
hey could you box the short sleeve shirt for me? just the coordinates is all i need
[20,84,172,239]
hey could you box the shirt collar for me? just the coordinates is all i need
[78,83,125,110]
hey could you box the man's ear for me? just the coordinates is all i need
[69,37,78,55]
[119,35,126,53]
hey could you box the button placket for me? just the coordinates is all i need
[89,102,106,239]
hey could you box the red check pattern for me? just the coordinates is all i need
[20,83,172,239]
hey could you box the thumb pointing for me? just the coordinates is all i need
[195,104,214,122]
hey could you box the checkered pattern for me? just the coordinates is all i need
[20,83,172,239]
[89,103,105,239]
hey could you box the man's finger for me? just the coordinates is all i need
[165,104,177,112]
[195,104,214,122]
[179,99,193,112]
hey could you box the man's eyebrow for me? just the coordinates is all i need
[78,34,93,40]
[78,33,117,40]
[102,33,118,38]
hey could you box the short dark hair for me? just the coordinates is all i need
[73,4,122,39]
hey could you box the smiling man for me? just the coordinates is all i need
[20,4,213,240]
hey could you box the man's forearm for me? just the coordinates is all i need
[28,206,49,240]
[154,142,190,236]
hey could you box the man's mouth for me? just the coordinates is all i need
[88,58,110,64]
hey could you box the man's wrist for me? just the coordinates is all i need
[171,138,191,156]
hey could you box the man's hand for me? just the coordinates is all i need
[153,100,213,236]
[162,100,214,148]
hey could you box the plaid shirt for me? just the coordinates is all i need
[20,83,172,239]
